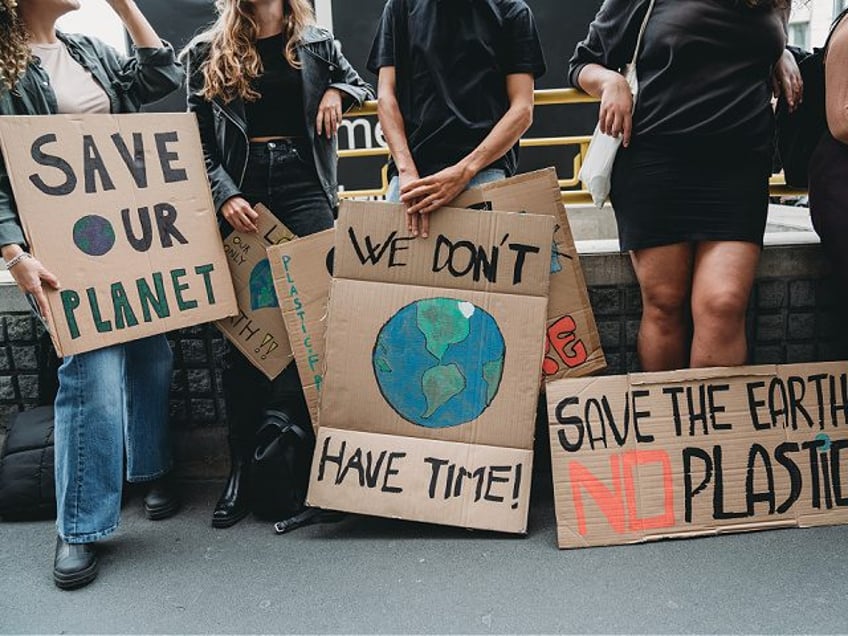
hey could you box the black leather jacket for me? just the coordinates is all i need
[186,26,374,212]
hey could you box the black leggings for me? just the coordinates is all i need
[222,139,334,450]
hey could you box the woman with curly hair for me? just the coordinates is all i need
[0,0,182,589]
[184,0,373,529]
[569,0,802,372]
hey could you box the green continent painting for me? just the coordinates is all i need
[249,258,278,310]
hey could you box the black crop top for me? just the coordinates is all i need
[569,0,787,153]
[245,32,306,138]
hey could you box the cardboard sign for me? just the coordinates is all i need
[0,114,237,356]
[269,229,334,426]
[268,169,605,428]
[452,168,605,381]
[215,204,296,379]
[546,361,848,548]
[307,200,553,533]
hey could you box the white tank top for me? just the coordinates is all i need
[29,41,111,115]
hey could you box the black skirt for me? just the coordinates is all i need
[609,137,771,251]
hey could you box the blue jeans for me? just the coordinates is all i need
[385,168,507,202]
[54,334,173,543]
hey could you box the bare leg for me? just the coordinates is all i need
[690,241,761,368]
[630,243,694,371]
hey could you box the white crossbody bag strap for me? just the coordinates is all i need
[624,0,656,99]
[629,0,656,68]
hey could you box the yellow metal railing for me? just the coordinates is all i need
[338,88,806,204]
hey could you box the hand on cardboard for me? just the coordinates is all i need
[400,164,473,239]
[396,168,425,237]
[221,196,259,233]
[316,88,344,140]
[597,73,633,147]
[3,246,59,320]
[773,49,803,113]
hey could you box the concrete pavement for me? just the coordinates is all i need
[1,480,847,634]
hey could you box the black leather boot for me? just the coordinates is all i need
[212,453,251,528]
[53,537,98,590]
[143,474,181,520]
[214,346,270,528]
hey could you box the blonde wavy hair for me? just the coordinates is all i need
[0,0,30,93]
[193,0,315,103]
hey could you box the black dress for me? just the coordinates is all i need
[569,0,786,251]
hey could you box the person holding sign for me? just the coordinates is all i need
[368,0,547,239]
[569,0,801,371]
[184,0,373,528]
[0,0,183,589]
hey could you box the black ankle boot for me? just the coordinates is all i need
[212,457,250,528]
[53,537,98,590]
[143,475,181,521]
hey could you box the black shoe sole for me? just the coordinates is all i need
[53,560,98,590]
[211,507,250,529]
[144,500,181,521]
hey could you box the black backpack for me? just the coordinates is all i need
[777,10,848,188]
[0,406,56,521]
[250,408,317,530]
[0,333,60,521]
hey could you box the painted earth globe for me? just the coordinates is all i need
[72,214,115,257]
[372,297,506,428]
[249,258,278,310]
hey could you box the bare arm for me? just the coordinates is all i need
[826,20,848,144]
[453,73,535,183]
[106,0,162,49]
[401,73,535,231]
[377,66,418,182]
[377,66,425,236]
[577,62,634,145]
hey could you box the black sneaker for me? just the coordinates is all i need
[53,537,98,590]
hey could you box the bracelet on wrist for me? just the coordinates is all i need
[4,252,34,270]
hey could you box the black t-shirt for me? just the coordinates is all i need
[569,0,786,153]
[245,33,306,138]
[368,0,546,178]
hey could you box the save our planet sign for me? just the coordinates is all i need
[0,114,237,356]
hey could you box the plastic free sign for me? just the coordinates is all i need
[546,362,848,548]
